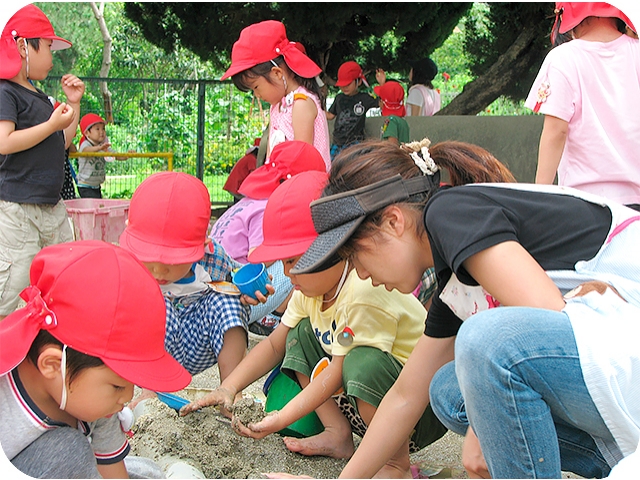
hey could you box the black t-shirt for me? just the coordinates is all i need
[0,80,65,204]
[423,184,612,338]
[329,92,378,146]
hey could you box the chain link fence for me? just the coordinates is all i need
[38,76,268,205]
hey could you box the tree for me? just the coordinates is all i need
[124,2,556,115]
[440,2,552,115]
[89,2,114,122]
[123,2,471,83]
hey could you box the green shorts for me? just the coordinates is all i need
[282,318,446,449]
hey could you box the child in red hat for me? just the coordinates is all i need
[0,4,85,320]
[326,61,378,160]
[119,172,250,411]
[374,80,411,145]
[211,141,327,336]
[0,240,191,478]
[76,113,129,199]
[222,20,331,170]
[183,170,446,467]
[223,137,262,202]
[526,2,640,210]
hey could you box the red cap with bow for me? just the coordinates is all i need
[0,241,191,392]
[221,20,321,80]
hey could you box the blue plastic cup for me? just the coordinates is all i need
[232,263,269,298]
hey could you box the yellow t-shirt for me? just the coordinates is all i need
[281,270,426,364]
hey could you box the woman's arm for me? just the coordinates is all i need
[463,241,565,311]
[535,114,568,185]
[291,97,317,145]
[339,334,455,478]
[410,104,421,117]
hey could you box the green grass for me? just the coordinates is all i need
[102,173,235,204]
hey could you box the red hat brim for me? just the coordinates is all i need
[248,235,316,264]
[103,352,191,393]
[0,307,43,376]
[119,228,205,265]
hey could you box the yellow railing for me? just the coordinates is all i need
[69,151,174,171]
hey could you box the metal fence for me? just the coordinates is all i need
[38,76,268,205]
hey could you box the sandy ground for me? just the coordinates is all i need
[128,333,582,479]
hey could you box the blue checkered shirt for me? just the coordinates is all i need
[164,290,249,375]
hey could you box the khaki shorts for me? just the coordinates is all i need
[0,200,73,316]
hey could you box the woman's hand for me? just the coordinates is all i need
[462,427,490,478]
[232,410,282,439]
[179,386,236,417]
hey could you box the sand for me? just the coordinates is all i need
[128,333,583,479]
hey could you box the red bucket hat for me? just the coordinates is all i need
[238,140,326,200]
[79,113,106,144]
[374,81,406,117]
[221,20,321,80]
[336,61,368,87]
[119,172,211,264]
[553,2,636,34]
[0,4,72,80]
[0,241,191,392]
[249,170,328,263]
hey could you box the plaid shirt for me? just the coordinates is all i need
[164,240,248,375]
[164,291,249,375]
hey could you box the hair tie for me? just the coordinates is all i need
[410,147,439,176]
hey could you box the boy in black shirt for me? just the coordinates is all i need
[326,61,378,160]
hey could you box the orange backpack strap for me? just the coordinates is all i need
[293,93,308,102]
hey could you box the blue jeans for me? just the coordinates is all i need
[430,307,617,478]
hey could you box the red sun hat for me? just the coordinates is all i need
[221,20,321,81]
[374,81,407,117]
[336,61,368,87]
[238,140,326,200]
[554,2,635,34]
[119,172,211,264]
[0,241,191,392]
[249,170,328,263]
[80,113,106,134]
[0,4,72,80]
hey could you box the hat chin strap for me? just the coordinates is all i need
[322,259,350,303]
[59,345,68,410]
[24,38,30,79]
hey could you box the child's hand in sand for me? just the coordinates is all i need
[232,410,282,439]
[240,280,275,306]
[179,386,235,417]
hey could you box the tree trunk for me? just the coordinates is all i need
[90,2,114,123]
[438,24,539,116]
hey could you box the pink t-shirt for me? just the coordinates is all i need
[268,85,331,171]
[210,197,268,264]
[525,34,640,205]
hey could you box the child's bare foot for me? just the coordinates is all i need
[282,428,355,459]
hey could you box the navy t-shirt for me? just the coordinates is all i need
[329,92,378,146]
[423,184,612,338]
[0,80,65,204]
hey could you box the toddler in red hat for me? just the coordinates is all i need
[526,2,640,210]
[374,80,411,145]
[119,171,250,410]
[0,240,191,478]
[0,4,85,320]
[326,60,378,160]
[222,20,331,170]
[76,113,129,199]
[183,170,446,467]
[211,141,327,336]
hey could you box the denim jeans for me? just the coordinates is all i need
[430,307,617,478]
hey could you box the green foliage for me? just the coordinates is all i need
[123,2,471,80]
